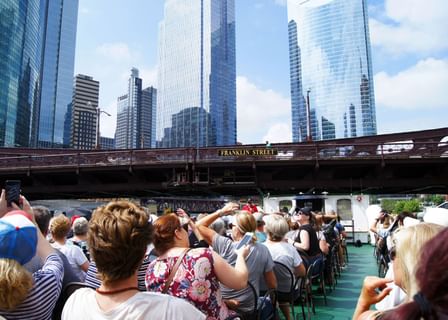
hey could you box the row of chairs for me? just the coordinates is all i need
[274,246,348,320]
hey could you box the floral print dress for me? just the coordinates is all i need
[145,247,231,320]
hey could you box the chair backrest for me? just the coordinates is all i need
[273,261,295,294]
[52,282,95,320]
[308,257,324,279]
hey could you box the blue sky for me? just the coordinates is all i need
[74,0,448,143]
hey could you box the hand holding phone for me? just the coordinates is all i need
[236,232,253,250]
[5,180,21,207]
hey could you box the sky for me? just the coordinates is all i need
[74,0,448,144]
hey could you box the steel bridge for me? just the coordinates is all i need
[0,128,447,199]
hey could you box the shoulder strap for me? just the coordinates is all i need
[162,248,190,294]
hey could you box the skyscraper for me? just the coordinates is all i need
[115,68,142,149]
[115,69,157,149]
[288,0,376,142]
[71,74,99,149]
[32,0,78,148]
[141,87,157,148]
[156,0,236,148]
[0,0,48,147]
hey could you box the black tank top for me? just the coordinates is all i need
[296,224,321,256]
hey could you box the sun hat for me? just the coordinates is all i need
[0,210,37,265]
[423,208,448,227]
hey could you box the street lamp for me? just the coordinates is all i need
[96,106,111,149]
[306,88,312,142]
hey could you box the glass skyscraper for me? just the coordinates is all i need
[287,0,376,142]
[115,68,143,149]
[0,0,47,147]
[156,0,236,148]
[33,0,79,148]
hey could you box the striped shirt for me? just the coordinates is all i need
[0,253,64,320]
[85,254,154,291]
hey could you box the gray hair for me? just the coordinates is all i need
[210,218,226,235]
[264,214,289,241]
[72,217,89,235]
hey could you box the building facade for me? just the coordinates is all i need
[115,68,142,149]
[287,0,376,142]
[156,0,236,148]
[71,74,99,149]
[0,0,48,147]
[141,86,157,148]
[32,0,78,148]
[100,136,115,149]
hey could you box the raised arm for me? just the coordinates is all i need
[212,246,249,290]
[196,202,239,244]
[177,208,205,242]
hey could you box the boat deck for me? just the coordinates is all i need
[290,244,377,320]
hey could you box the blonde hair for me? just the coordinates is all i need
[264,214,289,241]
[0,259,33,310]
[234,211,257,241]
[393,222,443,298]
[50,214,71,240]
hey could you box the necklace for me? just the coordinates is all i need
[96,287,139,295]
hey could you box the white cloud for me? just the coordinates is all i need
[370,0,448,54]
[262,123,291,144]
[95,43,132,61]
[140,67,158,88]
[374,58,448,110]
[237,76,291,144]
[98,100,117,139]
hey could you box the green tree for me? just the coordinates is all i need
[381,199,396,213]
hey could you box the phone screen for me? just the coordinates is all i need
[5,180,21,207]
[236,232,253,249]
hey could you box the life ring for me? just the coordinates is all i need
[356,195,363,202]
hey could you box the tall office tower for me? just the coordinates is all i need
[288,0,376,142]
[0,0,48,147]
[71,74,99,149]
[115,68,143,149]
[141,87,157,148]
[31,0,79,148]
[156,0,236,148]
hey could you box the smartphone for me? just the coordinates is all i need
[236,232,253,249]
[5,180,21,207]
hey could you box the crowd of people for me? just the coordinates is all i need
[0,191,447,320]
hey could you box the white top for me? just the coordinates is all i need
[62,288,206,320]
[52,242,88,281]
[375,262,407,311]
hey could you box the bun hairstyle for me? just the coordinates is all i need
[152,213,182,255]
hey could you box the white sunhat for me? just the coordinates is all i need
[423,208,448,227]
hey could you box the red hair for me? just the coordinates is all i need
[152,214,181,254]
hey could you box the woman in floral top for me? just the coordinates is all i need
[145,205,249,320]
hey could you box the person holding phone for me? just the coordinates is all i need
[196,204,277,314]
[5,180,21,208]
[0,190,64,320]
